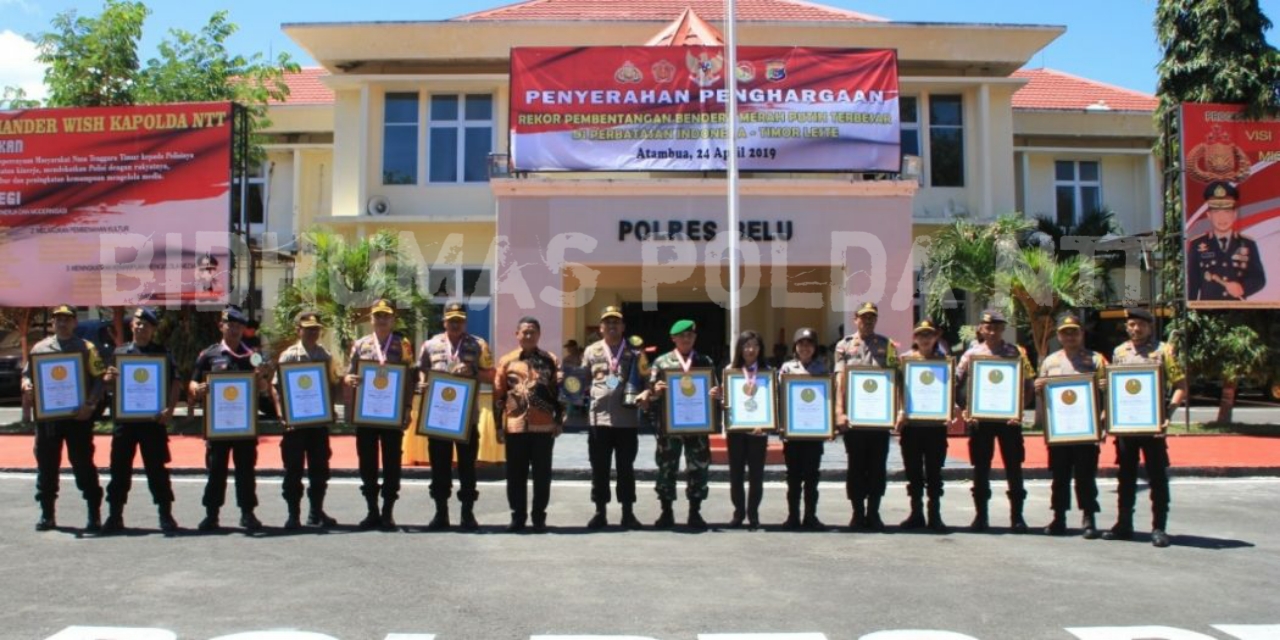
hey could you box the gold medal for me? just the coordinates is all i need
[680,374,697,397]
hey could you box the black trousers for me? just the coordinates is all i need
[784,439,823,508]
[281,428,331,504]
[844,429,890,503]
[900,425,948,501]
[588,427,639,505]
[202,439,258,509]
[106,423,173,507]
[1048,443,1100,513]
[356,427,402,502]
[34,420,102,506]
[967,422,1026,502]
[1115,436,1171,515]
[727,432,767,516]
[428,430,479,502]
[505,432,556,517]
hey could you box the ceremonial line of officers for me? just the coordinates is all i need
[21,299,1184,547]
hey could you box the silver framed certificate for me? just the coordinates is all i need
[844,366,897,429]
[1043,374,1100,445]
[1107,364,1164,436]
[204,372,258,440]
[31,352,86,421]
[114,355,168,422]
[278,361,334,428]
[352,361,408,429]
[417,370,479,442]
[967,356,1024,421]
[902,358,954,422]
[662,368,717,435]
[780,375,833,440]
[723,369,776,432]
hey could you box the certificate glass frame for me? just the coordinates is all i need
[1043,374,1101,445]
[968,356,1024,421]
[560,365,589,406]
[352,361,409,429]
[902,358,954,422]
[780,375,834,440]
[278,361,334,428]
[662,367,717,436]
[31,352,86,421]
[114,355,168,422]
[417,370,479,442]
[844,366,897,429]
[1107,364,1165,436]
[723,369,777,432]
[204,372,258,440]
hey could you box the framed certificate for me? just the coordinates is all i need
[1043,374,1100,445]
[903,359,954,422]
[967,356,1024,421]
[560,365,589,406]
[278,361,334,428]
[844,366,896,429]
[31,352,87,421]
[723,369,776,431]
[417,370,479,441]
[205,372,258,440]
[352,361,408,429]
[662,368,717,435]
[780,375,834,440]
[1107,365,1164,436]
[114,355,168,422]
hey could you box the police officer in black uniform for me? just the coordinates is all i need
[190,305,268,532]
[1187,181,1265,301]
[102,307,181,533]
[21,304,106,532]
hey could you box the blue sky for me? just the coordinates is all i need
[2,0,1278,100]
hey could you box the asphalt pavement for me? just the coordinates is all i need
[3,474,1278,640]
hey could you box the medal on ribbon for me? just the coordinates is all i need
[604,339,625,390]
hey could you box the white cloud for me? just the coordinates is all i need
[0,30,47,102]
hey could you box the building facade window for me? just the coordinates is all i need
[428,267,493,341]
[382,92,419,185]
[1054,160,1102,226]
[900,96,920,158]
[928,94,964,187]
[232,161,267,231]
[429,94,494,184]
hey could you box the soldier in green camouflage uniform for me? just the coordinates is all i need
[833,302,898,531]
[638,319,721,530]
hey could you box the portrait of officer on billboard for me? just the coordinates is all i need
[1188,181,1266,301]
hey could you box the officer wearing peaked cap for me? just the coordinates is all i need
[583,305,649,530]
[1188,181,1265,301]
[895,319,956,533]
[778,327,829,530]
[833,302,898,531]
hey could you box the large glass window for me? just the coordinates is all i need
[232,162,267,229]
[899,96,920,158]
[1054,160,1102,226]
[382,93,419,185]
[429,94,493,183]
[928,95,965,187]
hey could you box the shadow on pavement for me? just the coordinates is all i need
[1167,533,1255,550]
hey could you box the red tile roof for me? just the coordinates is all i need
[271,67,333,105]
[452,0,884,23]
[1012,68,1157,113]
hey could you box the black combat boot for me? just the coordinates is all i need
[359,495,381,530]
[197,507,220,532]
[459,501,479,531]
[686,500,707,531]
[426,498,451,531]
[157,503,179,533]
[380,498,398,531]
[307,488,337,527]
[1081,512,1100,540]
[1151,507,1171,548]
[35,500,56,532]
[927,498,948,533]
[899,495,926,530]
[284,501,303,530]
[865,496,885,532]
[620,504,643,530]
[85,497,103,533]
[505,511,527,533]
[802,493,825,531]
[849,501,866,530]
[969,499,989,533]
[239,508,263,532]
[1101,510,1134,541]
[1009,493,1029,534]
[102,502,125,534]
[746,508,760,531]
[587,504,608,530]
[784,492,801,530]
[531,511,547,533]
[1044,510,1067,536]
[654,500,675,529]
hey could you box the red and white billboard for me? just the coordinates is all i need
[0,102,233,307]
[1182,103,1280,308]
[510,46,900,172]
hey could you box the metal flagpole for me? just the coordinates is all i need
[725,0,741,351]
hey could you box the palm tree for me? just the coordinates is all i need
[1034,208,1125,305]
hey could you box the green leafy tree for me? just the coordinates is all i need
[1034,208,1126,304]
[1155,0,1280,420]
[0,86,41,109]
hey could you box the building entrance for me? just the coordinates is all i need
[622,301,728,367]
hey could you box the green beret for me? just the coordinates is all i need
[669,319,696,335]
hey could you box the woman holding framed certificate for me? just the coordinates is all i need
[721,330,772,530]
[895,320,955,533]
[777,327,828,530]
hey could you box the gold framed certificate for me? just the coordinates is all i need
[902,358,954,422]
[1106,364,1164,436]
[967,356,1024,421]
[723,369,777,432]
[31,352,87,421]
[417,370,479,442]
[205,372,258,440]
[114,355,169,422]
[843,366,897,429]
[662,368,717,435]
[1043,374,1101,445]
[780,374,834,440]
[278,361,334,428]
[352,361,409,429]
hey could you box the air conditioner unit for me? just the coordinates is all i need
[366,195,391,216]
